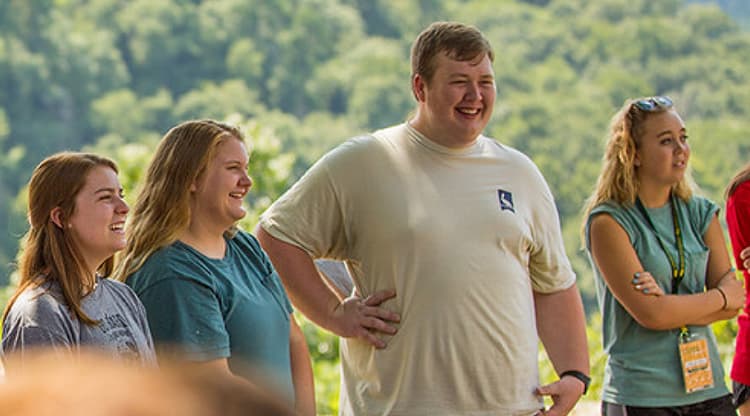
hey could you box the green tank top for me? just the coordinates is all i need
[586,196,728,406]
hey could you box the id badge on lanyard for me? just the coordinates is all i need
[678,330,714,393]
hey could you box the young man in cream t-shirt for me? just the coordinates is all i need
[258,21,589,416]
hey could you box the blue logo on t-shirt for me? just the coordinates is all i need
[498,189,515,213]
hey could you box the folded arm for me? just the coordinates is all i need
[589,214,742,330]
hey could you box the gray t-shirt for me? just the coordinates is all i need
[1,277,156,366]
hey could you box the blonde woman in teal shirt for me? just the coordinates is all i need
[115,120,314,415]
[583,96,744,415]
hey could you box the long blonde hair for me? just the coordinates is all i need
[581,98,696,241]
[3,152,119,325]
[114,120,244,282]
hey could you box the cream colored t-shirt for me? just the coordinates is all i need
[260,123,575,415]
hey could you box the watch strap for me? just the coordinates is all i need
[560,370,590,395]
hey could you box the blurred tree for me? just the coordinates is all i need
[268,0,365,116]
[90,88,174,140]
[173,79,266,121]
[307,36,411,128]
[116,0,209,95]
[226,38,265,88]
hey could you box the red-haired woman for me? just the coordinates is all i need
[1,152,155,368]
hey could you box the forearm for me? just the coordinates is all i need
[289,317,315,416]
[534,285,589,376]
[256,226,342,333]
[257,226,400,349]
[686,285,739,326]
[689,308,738,326]
[634,290,727,330]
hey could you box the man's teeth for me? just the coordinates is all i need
[230,192,244,198]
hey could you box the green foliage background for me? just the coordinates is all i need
[1,0,750,413]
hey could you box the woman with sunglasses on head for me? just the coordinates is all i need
[726,163,750,415]
[114,120,314,415]
[1,152,155,369]
[582,96,744,415]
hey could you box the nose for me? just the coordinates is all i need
[675,139,689,153]
[116,196,129,214]
[241,170,253,189]
[465,82,482,101]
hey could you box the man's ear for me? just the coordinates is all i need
[412,74,425,102]
[50,207,64,229]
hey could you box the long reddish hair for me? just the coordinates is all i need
[3,152,119,325]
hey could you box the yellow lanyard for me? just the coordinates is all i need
[635,194,686,295]
[635,194,688,337]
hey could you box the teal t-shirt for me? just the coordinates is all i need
[126,231,294,400]
[585,196,728,407]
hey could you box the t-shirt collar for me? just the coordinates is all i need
[404,122,481,156]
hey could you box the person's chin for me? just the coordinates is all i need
[230,209,247,221]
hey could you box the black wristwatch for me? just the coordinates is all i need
[560,370,591,395]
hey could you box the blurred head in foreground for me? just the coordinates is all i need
[0,350,295,416]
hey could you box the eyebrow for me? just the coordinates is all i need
[656,128,686,137]
[448,73,494,80]
[223,158,249,167]
[94,187,121,195]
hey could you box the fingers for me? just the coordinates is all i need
[535,383,556,397]
[741,246,750,263]
[358,328,387,349]
[364,302,400,320]
[740,245,750,269]
[361,315,398,335]
[535,377,581,416]
[719,276,746,310]
[632,271,664,296]
[354,314,396,349]
[335,290,401,349]
[363,289,401,324]
[364,289,397,306]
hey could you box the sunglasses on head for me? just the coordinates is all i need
[632,96,673,112]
